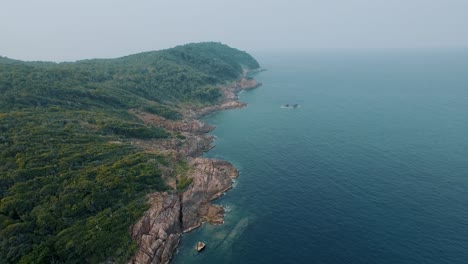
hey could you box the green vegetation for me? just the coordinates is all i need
[175,161,192,191]
[0,42,259,263]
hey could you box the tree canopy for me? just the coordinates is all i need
[0,42,260,263]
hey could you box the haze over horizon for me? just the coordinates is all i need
[2,0,468,61]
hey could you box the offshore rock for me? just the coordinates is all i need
[196,241,206,252]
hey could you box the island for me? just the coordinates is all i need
[0,42,261,263]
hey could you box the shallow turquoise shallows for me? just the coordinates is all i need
[172,50,468,264]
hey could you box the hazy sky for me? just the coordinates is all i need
[2,0,468,61]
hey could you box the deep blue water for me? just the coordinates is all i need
[173,50,468,264]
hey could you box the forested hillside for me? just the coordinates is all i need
[0,42,259,263]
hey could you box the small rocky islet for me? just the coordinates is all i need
[281,103,300,108]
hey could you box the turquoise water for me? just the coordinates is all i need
[173,50,468,264]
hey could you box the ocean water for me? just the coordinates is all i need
[172,50,468,264]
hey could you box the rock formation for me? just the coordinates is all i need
[128,193,181,264]
[128,158,238,264]
[181,158,238,232]
[128,74,261,264]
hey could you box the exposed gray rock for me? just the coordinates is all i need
[181,158,238,231]
[128,192,181,264]
[128,74,259,264]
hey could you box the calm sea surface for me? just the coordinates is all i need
[173,50,468,264]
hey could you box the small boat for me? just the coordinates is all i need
[196,241,206,252]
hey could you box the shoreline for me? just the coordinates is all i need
[127,70,262,264]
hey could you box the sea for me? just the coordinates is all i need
[172,49,468,264]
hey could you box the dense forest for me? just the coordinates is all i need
[0,42,260,263]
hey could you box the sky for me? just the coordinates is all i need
[1,0,468,61]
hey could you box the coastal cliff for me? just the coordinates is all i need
[0,42,261,263]
[129,192,182,264]
[128,76,261,264]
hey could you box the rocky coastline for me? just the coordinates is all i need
[127,73,262,264]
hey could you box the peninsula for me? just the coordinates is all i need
[0,42,261,263]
